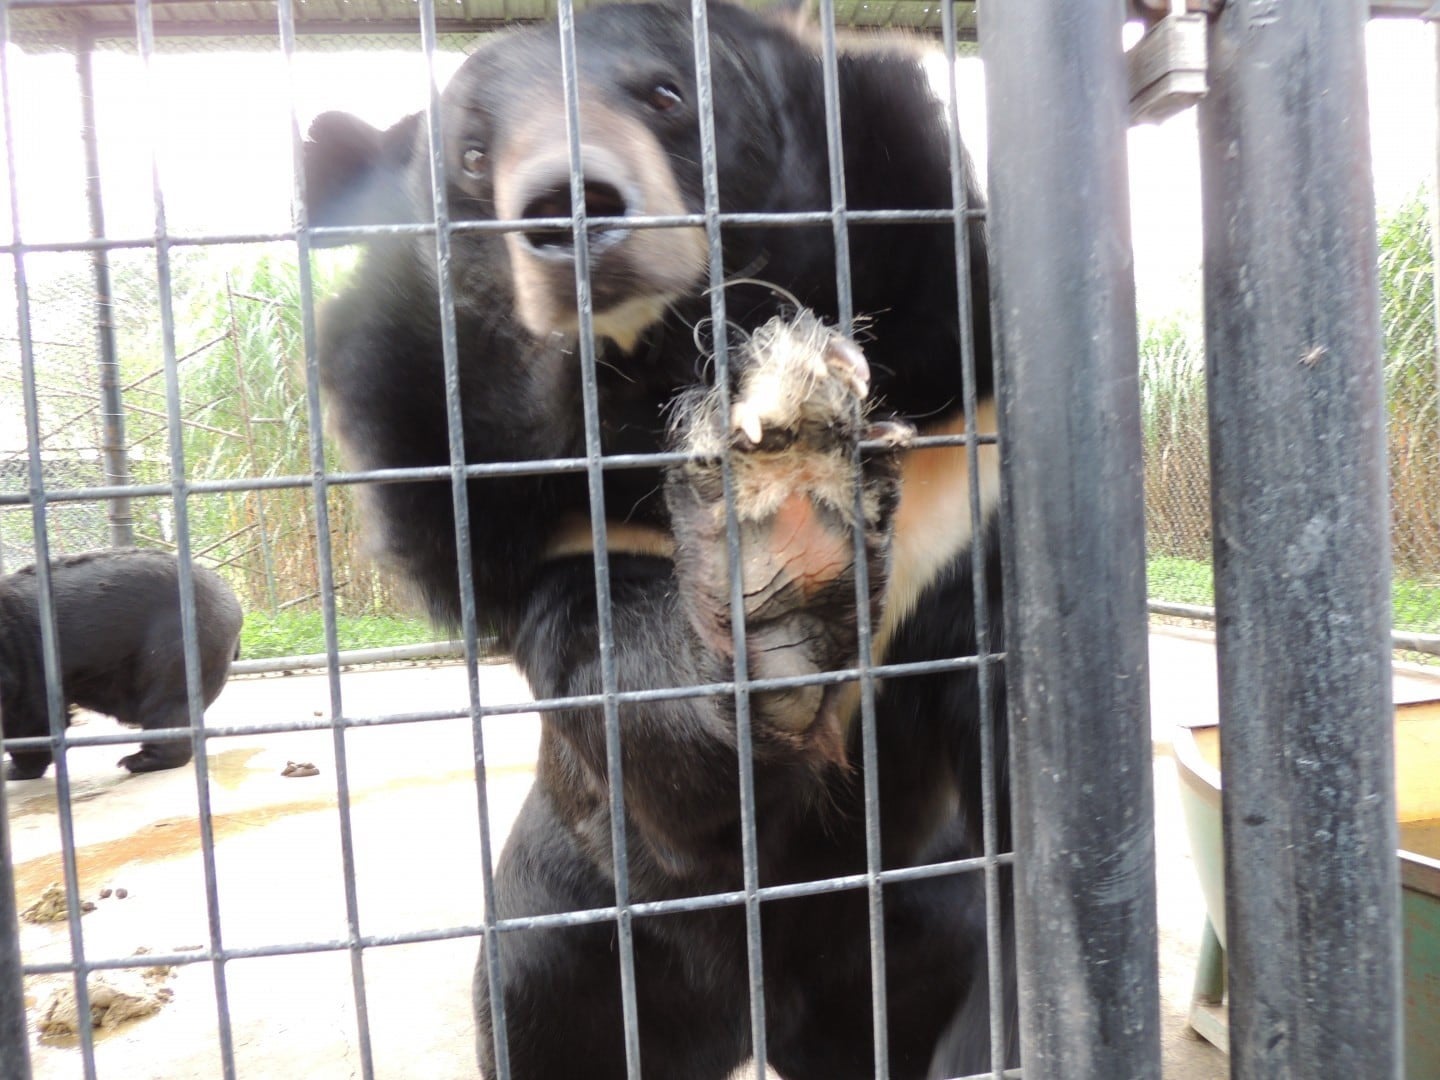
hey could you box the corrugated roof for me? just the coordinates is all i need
[7,0,979,51]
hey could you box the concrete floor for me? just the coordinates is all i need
[5,628,1437,1079]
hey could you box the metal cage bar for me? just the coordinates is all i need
[1197,2,1404,1076]
[0,8,101,1074]
[0,768,30,1080]
[812,1,896,1075]
[133,0,242,1071]
[981,2,1162,1077]
[939,1,1008,1073]
[683,0,772,1073]
[552,2,644,1075]
[74,30,134,549]
[277,0,379,1071]
[412,0,519,1074]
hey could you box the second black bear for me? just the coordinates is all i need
[0,549,243,780]
[307,3,1013,1077]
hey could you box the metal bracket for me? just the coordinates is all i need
[1130,0,1222,25]
[1127,12,1208,125]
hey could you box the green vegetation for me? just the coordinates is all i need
[1141,192,1440,641]
[1139,310,1210,563]
[1395,578,1440,637]
[1376,196,1440,582]
[239,609,443,660]
[1148,556,1440,636]
[154,249,395,618]
[1145,556,1214,608]
[106,247,400,620]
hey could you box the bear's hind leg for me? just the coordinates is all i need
[5,748,53,781]
[117,694,193,774]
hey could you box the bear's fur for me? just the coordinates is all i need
[0,549,243,780]
[307,3,1013,1076]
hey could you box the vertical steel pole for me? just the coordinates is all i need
[0,749,33,1080]
[76,29,133,548]
[982,3,1161,1078]
[1198,3,1402,1078]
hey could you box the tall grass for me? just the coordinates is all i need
[1378,197,1440,580]
[1139,310,1211,562]
[1141,193,1440,589]
[119,248,408,618]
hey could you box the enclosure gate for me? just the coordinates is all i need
[0,1,1408,1078]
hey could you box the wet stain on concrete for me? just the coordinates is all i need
[202,747,268,790]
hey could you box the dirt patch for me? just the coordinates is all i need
[12,804,334,907]
[10,761,532,909]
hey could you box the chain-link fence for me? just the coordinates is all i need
[0,34,484,620]
[0,245,406,617]
[1140,192,1440,634]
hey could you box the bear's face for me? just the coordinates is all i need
[437,3,792,345]
[306,4,805,349]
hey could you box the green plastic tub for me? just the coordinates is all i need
[1173,698,1440,1077]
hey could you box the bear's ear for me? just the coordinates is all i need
[303,110,423,244]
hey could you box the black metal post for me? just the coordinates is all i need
[76,29,133,548]
[982,3,1161,1077]
[1198,3,1403,1077]
[0,741,34,1080]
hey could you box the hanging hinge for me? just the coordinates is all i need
[1127,10,1208,125]
[1130,0,1222,24]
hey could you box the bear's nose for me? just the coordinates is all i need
[518,168,632,258]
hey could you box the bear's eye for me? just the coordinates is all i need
[646,83,683,113]
[461,147,487,178]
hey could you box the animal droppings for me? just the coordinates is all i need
[21,882,95,924]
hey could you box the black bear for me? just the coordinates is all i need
[0,548,244,780]
[307,2,1013,1076]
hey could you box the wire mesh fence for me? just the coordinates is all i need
[0,3,1426,1080]
[1,2,1021,1079]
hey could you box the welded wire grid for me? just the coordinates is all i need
[0,1,1012,1079]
